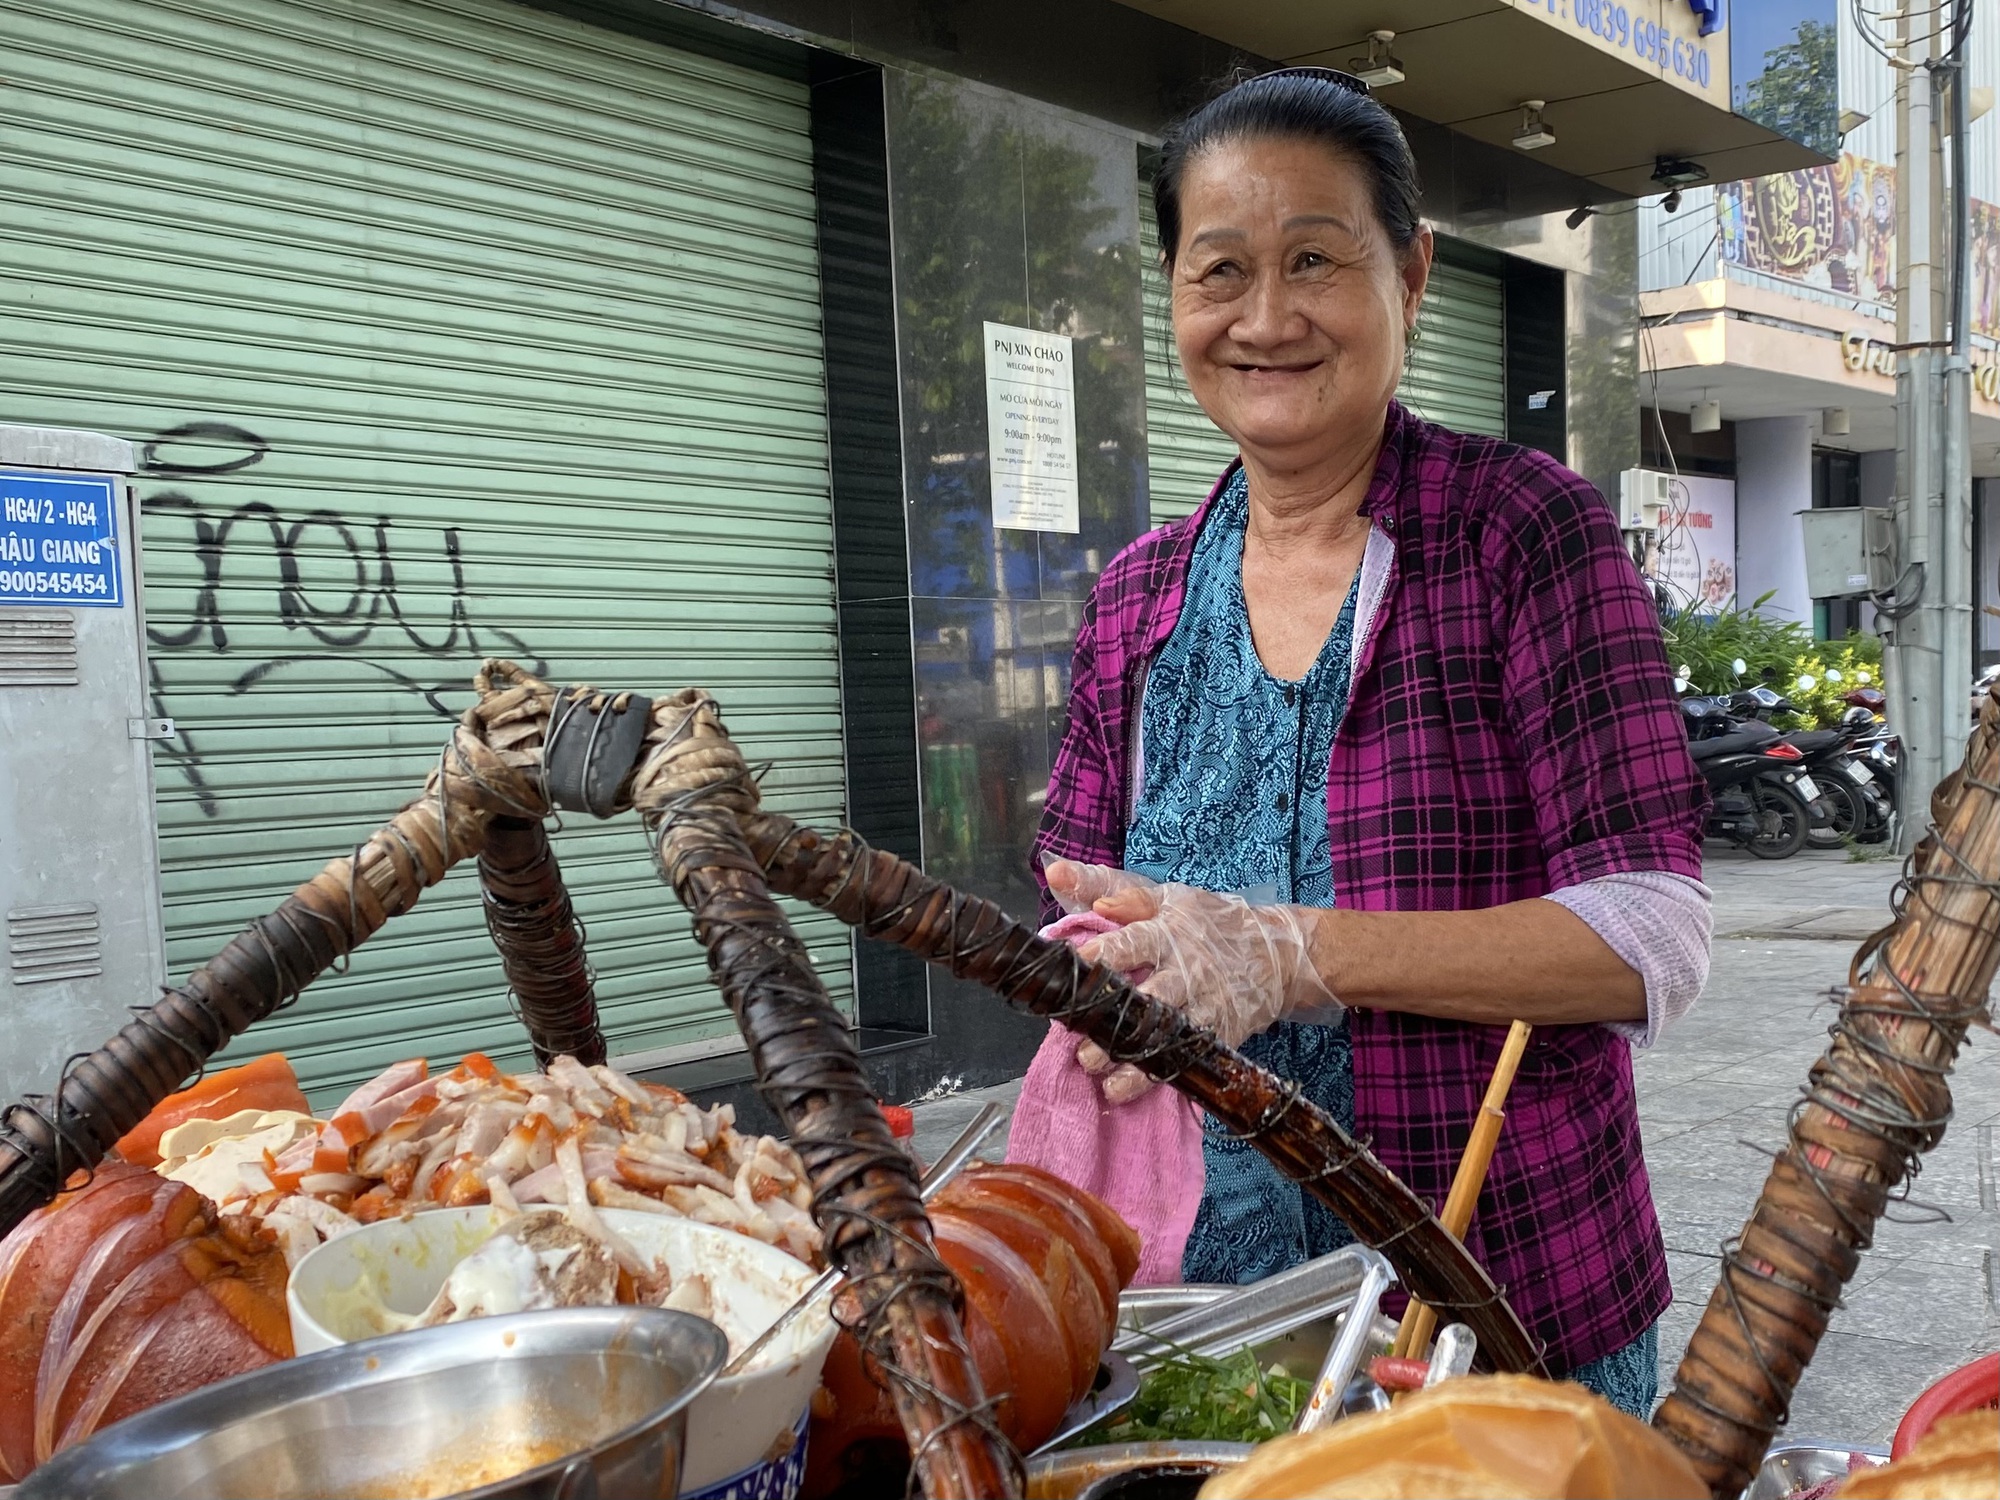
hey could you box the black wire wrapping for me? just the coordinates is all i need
[639,764,1020,1500]
[4,659,1564,1500]
[1655,696,2000,1497]
[0,697,531,1239]
[479,815,607,1067]
[0,903,349,1232]
[734,807,1546,1377]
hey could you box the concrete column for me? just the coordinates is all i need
[1733,416,1815,622]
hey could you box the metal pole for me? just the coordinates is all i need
[1940,13,1976,768]
[1891,6,1947,850]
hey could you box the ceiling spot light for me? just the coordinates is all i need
[1565,205,1596,230]
[1350,30,1405,89]
[1513,100,1556,151]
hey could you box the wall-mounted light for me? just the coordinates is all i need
[1823,407,1851,437]
[1350,30,1405,88]
[1652,156,1709,190]
[1838,108,1871,137]
[1690,397,1722,434]
[1513,100,1556,151]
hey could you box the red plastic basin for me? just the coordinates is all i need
[1890,1351,2000,1459]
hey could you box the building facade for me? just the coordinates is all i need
[1636,1,1999,645]
[1,0,1829,1110]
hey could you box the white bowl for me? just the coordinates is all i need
[287,1206,835,1493]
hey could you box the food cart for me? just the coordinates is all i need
[2,661,1997,1498]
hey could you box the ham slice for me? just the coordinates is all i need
[328,1059,429,1120]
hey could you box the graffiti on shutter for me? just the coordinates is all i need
[135,421,546,819]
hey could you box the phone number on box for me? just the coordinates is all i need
[1537,0,1714,88]
[1,568,114,596]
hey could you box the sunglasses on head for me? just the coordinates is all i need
[1249,65,1373,97]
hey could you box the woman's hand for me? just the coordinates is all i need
[1044,861,1340,1103]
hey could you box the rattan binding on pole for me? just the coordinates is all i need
[621,682,1544,1379]
[480,815,607,1066]
[0,666,557,1237]
[632,689,1017,1499]
[1652,686,2000,1497]
[2,660,1561,1499]
[737,808,1546,1377]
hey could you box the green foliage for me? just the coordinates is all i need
[1775,635,1884,730]
[1660,598,1882,730]
[1660,592,1814,695]
[1736,18,1839,156]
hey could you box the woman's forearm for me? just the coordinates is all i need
[1310,901,1646,1027]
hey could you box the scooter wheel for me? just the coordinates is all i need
[1749,781,1809,859]
[1805,774,1865,850]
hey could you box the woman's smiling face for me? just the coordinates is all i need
[1169,135,1431,468]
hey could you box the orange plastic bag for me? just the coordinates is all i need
[113,1053,310,1169]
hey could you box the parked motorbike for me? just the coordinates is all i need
[1678,698,1818,859]
[1723,686,1890,846]
[1842,686,1900,834]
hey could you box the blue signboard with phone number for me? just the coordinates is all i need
[0,469,124,607]
[1534,0,1718,89]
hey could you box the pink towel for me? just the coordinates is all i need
[1005,911,1205,1285]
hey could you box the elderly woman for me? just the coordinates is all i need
[1034,69,1710,1416]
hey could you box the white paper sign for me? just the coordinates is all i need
[1657,473,1737,612]
[983,321,1079,534]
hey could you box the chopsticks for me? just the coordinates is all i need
[1387,1020,1532,1374]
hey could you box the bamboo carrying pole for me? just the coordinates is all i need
[631,692,1016,1499]
[1653,687,2000,1497]
[0,687,540,1234]
[1389,1020,1533,1365]
[0,663,1554,1498]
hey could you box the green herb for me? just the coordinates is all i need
[1065,1345,1312,1447]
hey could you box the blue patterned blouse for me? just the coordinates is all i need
[1123,469,1360,1283]
[1117,467,1662,1418]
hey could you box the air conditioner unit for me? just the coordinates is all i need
[1618,468,1673,531]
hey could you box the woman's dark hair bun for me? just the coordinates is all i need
[1153,69,1423,267]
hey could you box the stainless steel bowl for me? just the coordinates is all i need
[1025,1442,1253,1500]
[17,1306,727,1500]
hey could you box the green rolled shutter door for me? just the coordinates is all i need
[1139,190,1240,525]
[1399,256,1508,440]
[0,0,848,1103]
[1140,189,1507,525]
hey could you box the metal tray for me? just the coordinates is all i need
[1741,1440,1890,1500]
[1031,1353,1143,1456]
[1114,1247,1400,1383]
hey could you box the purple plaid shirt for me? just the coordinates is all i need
[1036,402,1704,1373]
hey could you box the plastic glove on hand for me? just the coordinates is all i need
[1044,861,1340,1105]
[1043,856,1156,916]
